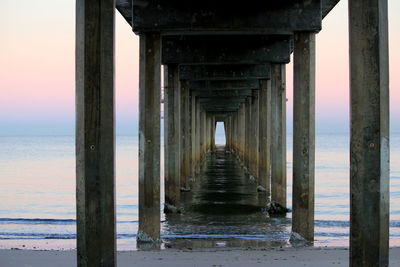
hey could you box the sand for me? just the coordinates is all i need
[1,247,400,267]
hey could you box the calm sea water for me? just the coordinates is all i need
[0,133,399,250]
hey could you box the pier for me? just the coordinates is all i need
[75,0,390,266]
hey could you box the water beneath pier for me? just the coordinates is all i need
[162,146,291,249]
[1,135,399,250]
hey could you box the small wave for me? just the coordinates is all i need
[161,234,287,240]
[0,218,138,225]
[0,232,76,239]
[315,220,400,228]
[0,218,76,225]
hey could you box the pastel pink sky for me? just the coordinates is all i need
[0,0,399,135]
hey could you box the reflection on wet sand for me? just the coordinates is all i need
[160,146,291,250]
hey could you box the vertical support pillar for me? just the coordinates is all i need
[209,115,212,150]
[208,115,212,150]
[187,91,193,181]
[190,92,196,179]
[205,114,209,151]
[250,90,260,178]
[231,116,235,152]
[226,117,231,149]
[76,0,116,266]
[199,108,204,161]
[185,88,191,185]
[137,32,161,243]
[211,116,214,150]
[239,104,246,161]
[349,1,389,265]
[258,80,271,194]
[202,110,207,155]
[271,64,287,207]
[180,84,190,190]
[195,100,201,173]
[234,113,238,154]
[230,117,233,149]
[291,32,315,242]
[245,97,252,169]
[164,65,181,207]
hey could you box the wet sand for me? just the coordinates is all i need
[1,247,399,267]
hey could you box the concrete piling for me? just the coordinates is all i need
[164,65,181,207]
[291,32,316,242]
[271,64,287,207]
[258,80,272,194]
[190,92,196,179]
[75,0,116,265]
[137,32,161,243]
[180,84,190,190]
[349,0,390,265]
[250,90,260,178]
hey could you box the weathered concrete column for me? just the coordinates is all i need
[230,117,234,151]
[258,80,271,194]
[245,97,252,169]
[349,1,389,266]
[76,0,116,265]
[238,104,246,161]
[164,65,181,207]
[199,108,203,160]
[187,93,193,180]
[234,113,239,155]
[138,32,161,243]
[188,89,193,180]
[271,64,287,207]
[210,116,215,150]
[190,92,196,179]
[233,115,236,152]
[205,115,209,151]
[180,84,190,190]
[230,116,235,152]
[195,100,201,173]
[291,32,315,242]
[229,117,233,149]
[230,117,233,149]
[250,90,260,178]
[226,117,232,149]
[205,112,209,152]
[212,116,215,150]
[199,108,205,162]
[205,115,210,151]
[223,119,228,148]
[209,116,212,150]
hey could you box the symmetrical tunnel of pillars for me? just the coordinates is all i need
[76,0,390,266]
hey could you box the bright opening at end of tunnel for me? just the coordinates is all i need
[215,122,226,146]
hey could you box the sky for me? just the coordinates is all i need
[0,0,399,136]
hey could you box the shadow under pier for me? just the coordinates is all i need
[162,145,290,249]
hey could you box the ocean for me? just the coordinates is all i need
[0,133,399,250]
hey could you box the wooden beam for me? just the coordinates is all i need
[76,0,116,266]
[162,35,291,64]
[164,65,181,208]
[193,90,253,98]
[179,65,271,81]
[271,64,287,207]
[291,32,315,242]
[128,0,322,34]
[188,80,259,91]
[349,0,389,265]
[258,80,271,195]
[138,32,161,243]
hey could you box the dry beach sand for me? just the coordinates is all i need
[1,247,400,267]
